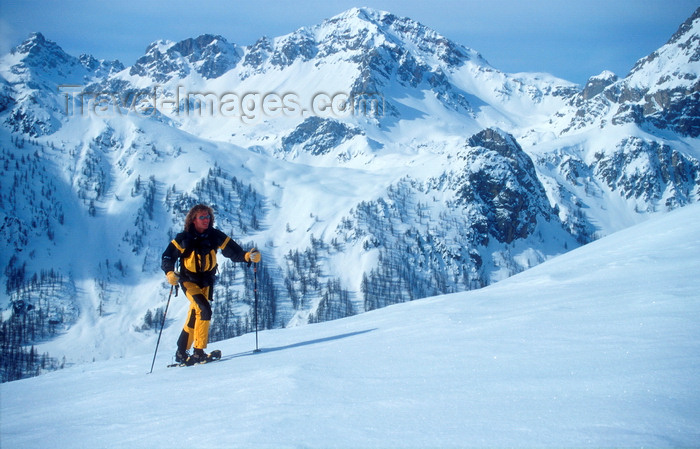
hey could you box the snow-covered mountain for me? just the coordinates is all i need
[1,7,699,380]
[2,200,699,448]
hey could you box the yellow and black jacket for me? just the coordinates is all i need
[161,227,247,286]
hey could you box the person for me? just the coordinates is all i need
[161,204,261,364]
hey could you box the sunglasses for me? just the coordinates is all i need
[197,214,211,220]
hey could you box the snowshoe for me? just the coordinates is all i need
[168,349,221,368]
[185,349,221,366]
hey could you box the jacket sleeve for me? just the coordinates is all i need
[161,239,182,273]
[217,230,248,263]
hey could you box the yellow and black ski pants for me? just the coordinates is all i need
[180,281,212,350]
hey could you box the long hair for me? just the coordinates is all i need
[184,204,215,232]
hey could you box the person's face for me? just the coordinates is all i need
[193,212,211,233]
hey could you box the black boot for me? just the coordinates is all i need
[175,349,189,364]
[187,348,209,365]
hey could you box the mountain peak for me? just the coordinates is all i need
[627,6,700,83]
[316,7,482,69]
[129,34,241,81]
[329,6,391,23]
[12,32,50,54]
[169,34,237,59]
[668,6,700,47]
[3,32,101,89]
[557,7,700,137]
[582,70,618,100]
[10,32,73,64]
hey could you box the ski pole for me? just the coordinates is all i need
[149,284,176,373]
[253,262,261,353]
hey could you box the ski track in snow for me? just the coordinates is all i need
[2,202,699,448]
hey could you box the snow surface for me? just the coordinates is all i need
[2,203,699,448]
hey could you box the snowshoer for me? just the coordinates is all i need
[161,204,261,365]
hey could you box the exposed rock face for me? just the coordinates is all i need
[449,128,558,244]
[130,34,241,81]
[593,137,700,209]
[582,71,618,100]
[282,117,362,155]
[562,8,700,137]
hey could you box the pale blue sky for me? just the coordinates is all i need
[1,0,697,85]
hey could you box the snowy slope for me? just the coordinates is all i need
[2,202,698,448]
